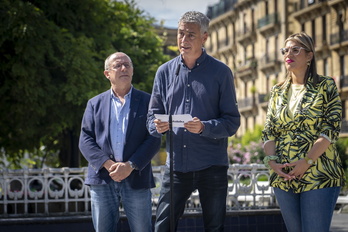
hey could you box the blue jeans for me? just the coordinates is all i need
[90,178,152,232]
[274,187,341,232]
[154,165,228,232]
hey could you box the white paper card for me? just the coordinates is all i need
[172,114,193,127]
[154,114,193,128]
[154,114,169,122]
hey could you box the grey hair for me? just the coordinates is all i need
[104,52,132,70]
[178,11,210,34]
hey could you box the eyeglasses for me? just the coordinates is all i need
[110,62,132,70]
[280,46,307,56]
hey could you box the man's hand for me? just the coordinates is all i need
[154,119,170,134]
[103,160,134,182]
[108,162,134,182]
[184,117,204,134]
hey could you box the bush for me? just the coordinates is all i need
[336,137,348,171]
[228,125,266,165]
[228,141,266,165]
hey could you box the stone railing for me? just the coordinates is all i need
[0,164,277,218]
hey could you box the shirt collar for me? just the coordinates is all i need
[110,85,133,100]
[180,48,207,68]
[196,47,207,66]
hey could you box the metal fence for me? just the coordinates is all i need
[0,164,278,218]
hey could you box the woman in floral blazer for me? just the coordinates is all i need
[262,32,345,232]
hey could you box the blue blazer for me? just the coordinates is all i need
[79,88,161,189]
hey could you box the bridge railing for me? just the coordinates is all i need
[0,164,277,218]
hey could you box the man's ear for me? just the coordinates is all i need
[104,70,110,79]
[202,32,208,45]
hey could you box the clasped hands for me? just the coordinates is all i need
[269,159,311,181]
[154,117,203,134]
[104,160,133,182]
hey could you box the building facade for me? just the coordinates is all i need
[205,0,348,137]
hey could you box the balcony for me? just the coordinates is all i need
[237,96,258,117]
[297,0,328,9]
[236,25,257,47]
[206,0,237,20]
[234,0,257,10]
[258,93,270,109]
[339,75,348,89]
[292,0,329,24]
[236,58,258,82]
[258,52,281,74]
[339,75,348,99]
[257,13,279,37]
[328,0,346,9]
[218,42,237,57]
[330,30,348,50]
[315,34,331,59]
[341,119,348,136]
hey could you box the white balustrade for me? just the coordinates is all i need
[0,164,277,218]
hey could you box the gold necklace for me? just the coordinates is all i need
[291,85,304,101]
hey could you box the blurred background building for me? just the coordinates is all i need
[204,0,348,137]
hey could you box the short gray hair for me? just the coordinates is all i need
[178,11,210,34]
[104,52,132,70]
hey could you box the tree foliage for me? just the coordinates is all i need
[0,0,169,168]
[335,137,348,171]
[229,124,264,146]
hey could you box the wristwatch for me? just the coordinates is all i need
[304,156,314,165]
[128,161,137,170]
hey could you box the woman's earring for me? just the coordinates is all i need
[307,60,311,66]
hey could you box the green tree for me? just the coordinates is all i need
[241,124,264,146]
[335,137,348,170]
[0,0,169,168]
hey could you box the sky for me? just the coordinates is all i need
[134,0,220,28]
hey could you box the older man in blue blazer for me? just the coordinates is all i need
[79,52,161,232]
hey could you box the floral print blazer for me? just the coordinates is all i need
[262,75,345,193]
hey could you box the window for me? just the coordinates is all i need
[225,25,229,46]
[232,22,236,45]
[274,0,278,12]
[251,9,255,30]
[265,1,269,15]
[243,12,247,33]
[323,58,328,76]
[275,35,278,59]
[341,100,346,120]
[340,55,345,77]
[312,19,316,45]
[322,15,326,42]
[339,11,344,41]
[340,55,345,88]
[266,39,269,61]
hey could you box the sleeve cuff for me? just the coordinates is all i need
[319,133,332,143]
